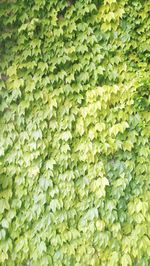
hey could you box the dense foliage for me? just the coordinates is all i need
[0,0,150,265]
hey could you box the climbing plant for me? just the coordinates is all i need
[0,0,150,265]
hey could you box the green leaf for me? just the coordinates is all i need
[121,254,132,266]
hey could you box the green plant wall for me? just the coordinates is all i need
[0,0,150,265]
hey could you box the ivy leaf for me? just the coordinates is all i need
[1,219,9,229]
[50,199,60,212]
[121,254,132,266]
[0,199,10,214]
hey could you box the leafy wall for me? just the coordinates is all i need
[0,0,150,265]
